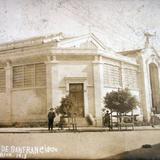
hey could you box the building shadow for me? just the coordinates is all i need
[104,143,160,160]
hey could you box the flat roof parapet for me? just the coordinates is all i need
[0,32,65,52]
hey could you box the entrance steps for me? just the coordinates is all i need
[76,117,90,127]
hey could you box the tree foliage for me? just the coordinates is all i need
[56,95,73,117]
[104,88,138,113]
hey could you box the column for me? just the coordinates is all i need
[45,56,53,111]
[5,61,12,124]
[139,57,151,121]
[45,56,59,111]
[51,57,59,109]
[93,56,104,126]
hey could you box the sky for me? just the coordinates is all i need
[0,0,160,51]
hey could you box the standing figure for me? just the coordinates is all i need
[48,108,56,131]
[104,110,112,130]
[151,107,156,128]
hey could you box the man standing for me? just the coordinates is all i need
[104,110,112,130]
[151,107,156,128]
[48,108,56,132]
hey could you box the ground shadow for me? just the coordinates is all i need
[104,143,160,160]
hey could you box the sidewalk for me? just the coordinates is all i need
[0,125,160,133]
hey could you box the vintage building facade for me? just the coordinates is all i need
[0,33,159,126]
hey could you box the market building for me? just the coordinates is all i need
[0,33,159,126]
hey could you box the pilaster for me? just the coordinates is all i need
[45,56,59,111]
[5,61,12,124]
[92,56,104,125]
[139,57,151,121]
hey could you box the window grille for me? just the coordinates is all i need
[0,68,5,92]
[13,63,46,88]
[24,64,35,87]
[35,63,46,86]
[13,66,24,88]
[123,68,138,89]
[104,64,121,87]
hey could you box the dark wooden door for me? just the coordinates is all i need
[69,83,84,117]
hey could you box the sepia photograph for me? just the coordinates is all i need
[0,0,160,159]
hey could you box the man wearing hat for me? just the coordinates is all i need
[104,110,112,130]
[48,107,56,132]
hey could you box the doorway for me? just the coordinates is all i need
[149,63,160,113]
[69,83,84,117]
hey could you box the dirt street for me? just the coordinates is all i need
[0,129,159,159]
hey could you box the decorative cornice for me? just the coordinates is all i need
[0,32,64,52]
[0,32,138,66]
[0,47,138,66]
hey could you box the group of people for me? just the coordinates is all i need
[48,106,158,131]
[48,107,112,131]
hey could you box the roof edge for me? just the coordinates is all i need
[0,32,65,52]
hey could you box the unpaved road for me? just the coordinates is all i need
[0,130,159,159]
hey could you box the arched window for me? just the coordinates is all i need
[149,63,160,113]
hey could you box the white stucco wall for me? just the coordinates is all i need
[0,93,10,124]
[11,88,47,122]
[50,61,95,117]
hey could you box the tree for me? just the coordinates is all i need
[104,88,138,113]
[56,95,73,117]
[56,95,74,129]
